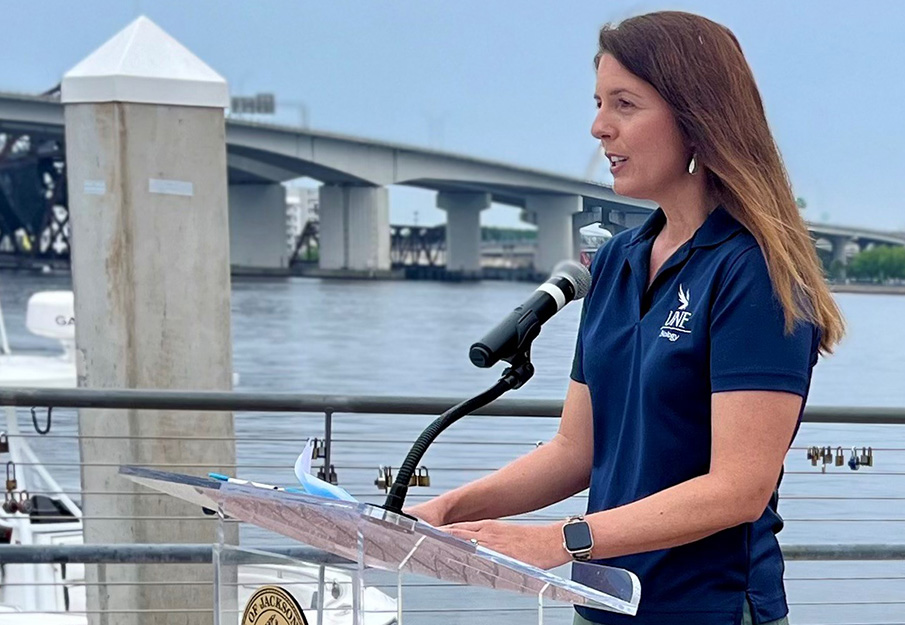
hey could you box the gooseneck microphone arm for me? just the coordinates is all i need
[381,260,591,516]
[382,351,535,515]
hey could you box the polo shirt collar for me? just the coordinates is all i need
[627,205,744,249]
[628,208,666,247]
[690,205,745,249]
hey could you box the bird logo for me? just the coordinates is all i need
[677,284,690,311]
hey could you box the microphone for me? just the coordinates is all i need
[469,260,592,368]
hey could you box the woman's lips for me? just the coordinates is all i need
[610,157,628,175]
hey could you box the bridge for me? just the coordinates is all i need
[1,27,902,278]
[0,89,648,277]
[807,223,905,267]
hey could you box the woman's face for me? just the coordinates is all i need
[591,54,690,201]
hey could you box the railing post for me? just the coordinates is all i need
[324,408,334,483]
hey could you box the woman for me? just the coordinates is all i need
[408,11,844,625]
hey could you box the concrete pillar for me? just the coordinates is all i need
[830,234,852,266]
[318,183,390,272]
[527,194,582,275]
[62,16,236,624]
[228,182,289,272]
[437,191,491,274]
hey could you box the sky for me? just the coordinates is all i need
[2,1,904,231]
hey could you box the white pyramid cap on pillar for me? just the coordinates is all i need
[61,16,228,108]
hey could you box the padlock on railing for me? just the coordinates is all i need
[807,446,818,466]
[375,466,393,492]
[316,464,338,485]
[416,467,431,487]
[2,491,17,514]
[6,461,17,492]
[835,446,844,467]
[848,447,860,471]
[0,432,8,454]
[310,438,326,460]
[17,490,31,515]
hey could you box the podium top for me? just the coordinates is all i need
[120,466,639,616]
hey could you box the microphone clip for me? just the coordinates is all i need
[500,348,535,390]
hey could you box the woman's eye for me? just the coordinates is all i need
[618,99,635,109]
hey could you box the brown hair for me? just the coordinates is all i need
[595,11,844,353]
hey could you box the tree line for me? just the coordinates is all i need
[838,246,905,281]
[481,227,537,242]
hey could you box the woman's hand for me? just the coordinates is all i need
[440,520,570,570]
[404,499,450,527]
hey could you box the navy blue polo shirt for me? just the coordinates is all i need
[571,206,820,625]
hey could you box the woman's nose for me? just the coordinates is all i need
[591,112,614,141]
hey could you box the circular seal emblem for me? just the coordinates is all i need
[241,585,308,625]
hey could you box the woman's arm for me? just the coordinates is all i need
[581,390,801,558]
[442,389,801,569]
[406,380,594,526]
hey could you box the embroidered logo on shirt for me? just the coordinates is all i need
[677,284,690,310]
[659,284,692,341]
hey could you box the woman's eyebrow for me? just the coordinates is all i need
[594,88,643,100]
[607,88,642,99]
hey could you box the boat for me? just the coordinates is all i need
[0,287,397,624]
[578,223,612,268]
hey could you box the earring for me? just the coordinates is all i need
[687,154,698,175]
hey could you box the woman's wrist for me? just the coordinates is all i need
[407,492,456,526]
[545,522,574,568]
[433,489,462,525]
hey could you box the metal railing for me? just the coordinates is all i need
[2,387,904,422]
[2,543,905,565]
[1,387,903,625]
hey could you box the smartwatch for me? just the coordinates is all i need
[561,515,594,561]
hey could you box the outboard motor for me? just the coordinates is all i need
[25,291,75,361]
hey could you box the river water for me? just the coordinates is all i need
[1,270,903,624]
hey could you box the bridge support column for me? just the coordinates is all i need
[61,16,236,625]
[527,194,582,275]
[829,234,853,266]
[438,191,491,275]
[318,183,390,272]
[228,182,288,272]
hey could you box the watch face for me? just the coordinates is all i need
[563,521,593,551]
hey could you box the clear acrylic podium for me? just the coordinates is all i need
[120,466,640,624]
